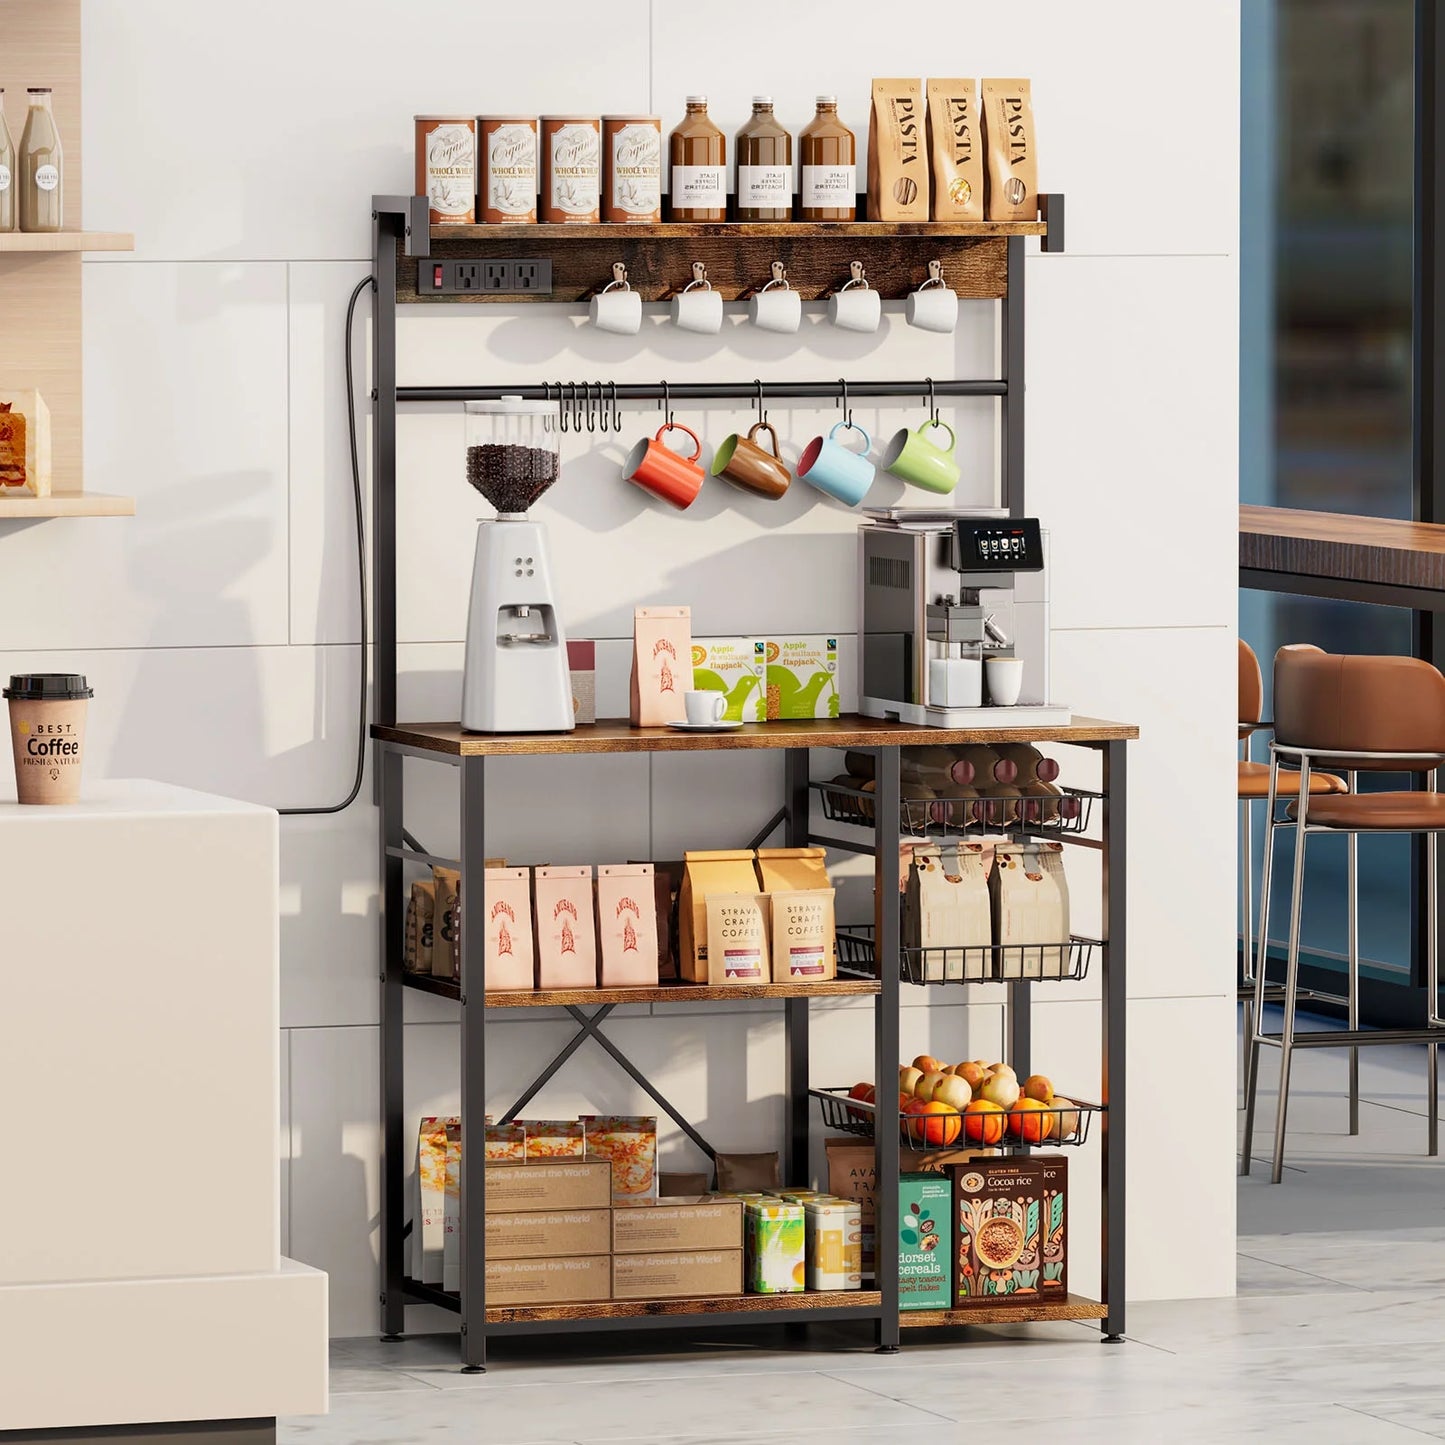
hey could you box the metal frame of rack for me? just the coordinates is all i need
[367,196,1127,1372]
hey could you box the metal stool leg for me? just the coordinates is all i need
[1272,765,1313,1184]
[1429,777,1439,1158]
[1241,797,1254,1095]
[1241,766,1280,1176]
[1347,772,1359,1137]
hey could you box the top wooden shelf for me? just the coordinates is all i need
[431,219,1047,242]
[0,230,134,253]
[373,714,1138,759]
[1240,503,1445,596]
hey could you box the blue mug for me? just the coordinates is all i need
[796,421,875,507]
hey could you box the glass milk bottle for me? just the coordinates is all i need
[19,88,62,232]
[800,95,855,222]
[668,95,726,222]
[0,93,15,232]
[735,96,792,222]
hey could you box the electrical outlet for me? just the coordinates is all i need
[482,261,512,292]
[454,262,483,292]
[420,259,553,296]
[513,260,551,293]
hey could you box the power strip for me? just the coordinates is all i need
[419,259,553,296]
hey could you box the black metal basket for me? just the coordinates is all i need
[837,924,1099,986]
[813,779,1100,838]
[811,1085,1101,1149]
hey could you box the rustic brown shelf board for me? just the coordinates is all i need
[432,220,1047,242]
[487,1289,883,1324]
[901,1293,1108,1327]
[373,715,1139,758]
[404,973,880,1006]
[0,490,135,518]
[0,229,134,253]
[1241,503,1445,594]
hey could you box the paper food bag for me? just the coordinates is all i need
[706,892,770,984]
[679,850,760,982]
[630,606,693,726]
[868,78,929,221]
[0,390,51,497]
[904,842,992,981]
[982,77,1039,221]
[927,78,985,220]
[484,866,535,991]
[415,1116,452,1284]
[432,867,460,980]
[597,863,661,987]
[770,888,837,982]
[991,841,1070,978]
[534,865,598,989]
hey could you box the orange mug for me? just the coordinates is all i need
[623,423,705,510]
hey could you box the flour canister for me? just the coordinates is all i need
[415,115,476,224]
[603,115,662,222]
[479,116,538,223]
[541,116,601,223]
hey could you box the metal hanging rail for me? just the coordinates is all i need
[396,379,1007,404]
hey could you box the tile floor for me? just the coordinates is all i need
[282,1008,1445,1443]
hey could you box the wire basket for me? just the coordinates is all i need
[814,779,1099,838]
[812,1085,1101,1149]
[837,924,1099,986]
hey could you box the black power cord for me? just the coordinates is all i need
[280,273,376,817]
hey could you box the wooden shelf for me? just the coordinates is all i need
[432,219,1047,242]
[404,973,880,1007]
[487,1289,883,1325]
[0,490,135,518]
[900,1293,1109,1327]
[374,715,1137,759]
[0,230,134,253]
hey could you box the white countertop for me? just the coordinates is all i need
[0,777,275,819]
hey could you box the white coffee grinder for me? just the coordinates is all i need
[460,396,575,733]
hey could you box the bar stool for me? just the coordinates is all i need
[1237,639,1345,1087]
[1241,645,1445,1182]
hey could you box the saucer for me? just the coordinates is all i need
[666,719,745,732]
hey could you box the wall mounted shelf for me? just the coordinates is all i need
[0,490,135,519]
[0,230,134,254]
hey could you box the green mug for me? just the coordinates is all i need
[881,419,959,495]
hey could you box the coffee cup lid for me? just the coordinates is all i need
[5,673,93,701]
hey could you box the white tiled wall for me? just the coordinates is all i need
[0,0,1239,1337]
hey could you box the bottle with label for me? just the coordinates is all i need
[668,95,726,223]
[735,96,792,223]
[0,92,15,232]
[19,88,61,233]
[800,95,855,223]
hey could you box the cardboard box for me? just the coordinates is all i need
[898,1173,952,1310]
[485,1209,611,1260]
[567,639,596,725]
[1040,1155,1068,1296]
[765,636,840,720]
[613,1249,743,1300]
[692,637,766,722]
[953,1156,1066,1306]
[484,1160,613,1212]
[485,1255,611,1306]
[612,1197,743,1253]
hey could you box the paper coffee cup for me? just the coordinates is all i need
[5,673,92,804]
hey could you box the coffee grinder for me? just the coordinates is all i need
[857,509,1071,727]
[460,397,575,733]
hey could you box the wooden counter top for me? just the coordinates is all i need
[373,715,1138,758]
[1240,504,1445,594]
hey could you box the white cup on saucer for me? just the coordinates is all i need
[684,691,727,725]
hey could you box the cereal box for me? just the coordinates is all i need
[952,1156,1065,1306]
[692,637,766,723]
[765,635,840,720]
[898,1173,952,1309]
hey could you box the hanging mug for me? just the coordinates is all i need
[590,264,643,335]
[671,263,724,334]
[623,422,705,509]
[881,418,959,494]
[828,261,881,333]
[712,420,789,499]
[749,262,802,334]
[906,261,959,333]
[796,421,875,507]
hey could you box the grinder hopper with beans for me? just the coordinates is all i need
[461,397,575,733]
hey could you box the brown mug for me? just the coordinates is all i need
[623,423,705,509]
[711,421,789,499]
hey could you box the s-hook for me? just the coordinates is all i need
[572,382,585,433]
[609,380,622,431]
[754,378,768,428]
[924,376,939,426]
[659,379,674,429]
[838,377,853,431]
[559,381,571,433]
[589,381,602,433]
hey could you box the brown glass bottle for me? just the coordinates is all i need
[735,96,792,222]
[668,96,726,222]
[800,95,855,222]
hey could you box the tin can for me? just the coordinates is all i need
[479,115,538,223]
[603,114,662,222]
[415,115,476,224]
[541,116,601,223]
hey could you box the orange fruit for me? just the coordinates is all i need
[1009,1097,1054,1143]
[902,1099,961,1147]
[1021,1074,1054,1103]
[962,1098,1005,1146]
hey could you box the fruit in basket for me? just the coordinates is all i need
[846,1081,875,1123]
[914,1070,951,1103]
[1008,1097,1055,1143]
[988,1063,1017,1080]
[962,1098,1005,1145]
[931,1074,974,1112]
[955,1061,989,1090]
[903,1099,961,1147]
[980,1071,1021,1110]
[1052,1096,1080,1139]
[1022,1073,1054,1103]
[913,1054,947,1075]
[899,1065,924,1096]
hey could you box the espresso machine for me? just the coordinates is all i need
[460,397,575,733]
[858,510,1070,727]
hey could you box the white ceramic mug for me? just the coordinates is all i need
[684,690,727,725]
[985,657,1025,707]
[589,281,642,335]
[906,280,959,334]
[750,280,802,334]
[672,281,724,334]
[828,280,881,334]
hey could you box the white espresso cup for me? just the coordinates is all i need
[589,281,642,335]
[684,690,727,725]
[907,280,959,334]
[750,281,802,334]
[985,657,1025,707]
[672,281,724,335]
[829,280,881,334]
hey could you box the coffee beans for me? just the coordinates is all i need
[465,443,559,513]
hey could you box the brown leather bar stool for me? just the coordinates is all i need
[1241,645,1445,1182]
[1237,640,1345,1090]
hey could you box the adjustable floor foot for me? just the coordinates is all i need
[379,1334,403,1343]
[461,1363,487,1374]
[1102,1333,1126,1344]
[874,1344,900,1355]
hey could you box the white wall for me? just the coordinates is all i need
[3,0,1237,1335]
